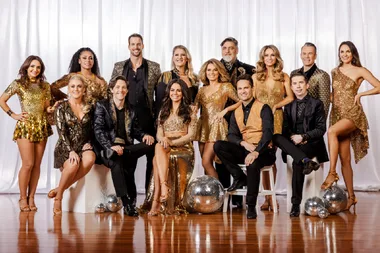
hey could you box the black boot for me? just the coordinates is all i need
[247,205,257,219]
[290,204,300,217]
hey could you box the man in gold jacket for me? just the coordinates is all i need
[214,74,276,219]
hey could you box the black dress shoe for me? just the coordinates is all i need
[290,204,300,217]
[227,177,247,192]
[124,205,139,217]
[247,206,257,219]
[302,160,319,175]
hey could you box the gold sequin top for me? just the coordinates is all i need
[157,110,198,146]
[330,68,369,163]
[255,79,285,134]
[4,79,53,141]
[50,73,108,107]
[195,82,239,142]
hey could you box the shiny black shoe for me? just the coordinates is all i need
[124,205,139,217]
[247,206,257,219]
[302,160,319,175]
[227,177,247,192]
[290,204,300,217]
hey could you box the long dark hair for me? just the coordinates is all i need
[68,47,100,75]
[18,55,46,85]
[338,41,362,67]
[159,79,192,126]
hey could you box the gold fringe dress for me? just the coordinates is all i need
[4,80,53,142]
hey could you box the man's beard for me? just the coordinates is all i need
[222,55,233,62]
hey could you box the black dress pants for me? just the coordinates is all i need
[101,142,154,204]
[214,141,276,206]
[272,134,319,205]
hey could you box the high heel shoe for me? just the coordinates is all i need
[28,197,38,211]
[345,195,358,213]
[159,181,171,203]
[148,200,161,216]
[19,196,30,212]
[260,197,270,211]
[47,188,57,199]
[53,198,62,215]
[321,172,339,190]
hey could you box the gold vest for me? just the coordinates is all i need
[235,100,264,145]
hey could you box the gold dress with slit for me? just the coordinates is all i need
[330,68,369,163]
[140,111,197,215]
[255,79,285,134]
[195,82,239,142]
[4,80,53,142]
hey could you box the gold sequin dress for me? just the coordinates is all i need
[330,68,369,163]
[195,83,239,142]
[50,73,108,107]
[140,111,197,215]
[4,80,53,142]
[255,79,285,134]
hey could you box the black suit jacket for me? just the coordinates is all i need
[282,95,329,163]
[93,98,146,161]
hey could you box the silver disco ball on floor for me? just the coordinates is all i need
[105,194,123,213]
[185,175,225,214]
[322,185,347,214]
[304,196,325,216]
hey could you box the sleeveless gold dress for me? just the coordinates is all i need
[330,68,369,163]
[255,79,285,134]
[4,80,53,142]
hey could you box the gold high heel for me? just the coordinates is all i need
[47,188,57,199]
[321,172,339,190]
[19,196,30,212]
[148,200,161,216]
[53,198,62,215]
[160,181,171,203]
[28,197,38,211]
[345,195,358,213]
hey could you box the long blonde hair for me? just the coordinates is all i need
[256,45,284,82]
[199,59,230,85]
[68,74,91,114]
[171,45,198,82]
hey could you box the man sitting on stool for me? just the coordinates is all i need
[272,72,329,217]
[214,74,276,219]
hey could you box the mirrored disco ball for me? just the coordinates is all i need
[322,185,347,214]
[95,203,107,213]
[185,175,225,214]
[105,194,123,213]
[304,196,325,216]
[317,206,329,219]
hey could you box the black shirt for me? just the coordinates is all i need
[115,106,127,142]
[228,99,274,154]
[127,62,147,108]
[295,96,308,134]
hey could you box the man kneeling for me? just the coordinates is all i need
[214,74,276,219]
[273,73,328,217]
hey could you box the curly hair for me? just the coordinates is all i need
[18,55,46,86]
[256,45,284,82]
[68,47,100,76]
[338,41,362,67]
[171,45,198,83]
[68,74,91,114]
[159,79,192,126]
[199,59,230,85]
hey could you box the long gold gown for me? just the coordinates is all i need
[140,111,197,215]
[330,68,369,163]
[4,80,53,142]
[255,79,285,134]
[195,82,239,142]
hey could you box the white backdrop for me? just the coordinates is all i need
[1,0,380,194]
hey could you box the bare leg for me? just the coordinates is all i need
[260,163,277,210]
[201,142,218,178]
[65,151,95,188]
[16,139,35,211]
[148,157,162,216]
[154,144,171,201]
[338,137,354,197]
[27,140,47,210]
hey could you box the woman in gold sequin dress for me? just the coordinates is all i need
[252,45,293,210]
[144,79,197,215]
[0,56,55,212]
[321,41,380,212]
[195,59,241,178]
[50,47,108,108]
[48,75,96,215]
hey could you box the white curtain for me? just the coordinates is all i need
[1,0,380,194]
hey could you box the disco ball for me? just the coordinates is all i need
[322,185,347,214]
[304,196,325,216]
[105,194,123,213]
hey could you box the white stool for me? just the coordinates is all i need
[286,156,324,213]
[61,164,115,213]
[223,164,278,213]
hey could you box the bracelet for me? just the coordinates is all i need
[6,109,14,117]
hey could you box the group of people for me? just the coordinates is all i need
[1,33,379,219]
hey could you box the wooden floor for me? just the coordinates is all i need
[1,192,380,252]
